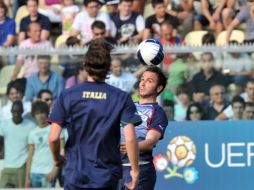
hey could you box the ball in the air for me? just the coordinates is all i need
[137,39,164,65]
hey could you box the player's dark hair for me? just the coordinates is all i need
[31,101,49,117]
[145,66,167,95]
[91,20,106,30]
[151,0,164,8]
[37,89,52,99]
[84,39,113,82]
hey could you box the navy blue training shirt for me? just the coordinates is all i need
[121,103,168,163]
[48,81,141,188]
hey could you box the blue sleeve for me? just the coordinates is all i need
[25,78,34,101]
[19,18,27,32]
[121,94,141,126]
[41,16,51,31]
[48,92,68,127]
[149,106,168,139]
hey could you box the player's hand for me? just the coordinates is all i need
[120,143,127,154]
[124,169,139,190]
[54,155,66,167]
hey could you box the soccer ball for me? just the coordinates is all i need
[167,136,196,168]
[137,39,164,66]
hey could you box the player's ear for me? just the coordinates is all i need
[156,85,163,94]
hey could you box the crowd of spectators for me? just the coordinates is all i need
[1,0,254,188]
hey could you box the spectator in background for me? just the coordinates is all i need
[186,103,206,121]
[25,55,65,101]
[11,22,52,81]
[104,0,119,15]
[230,95,245,120]
[205,84,230,120]
[164,0,194,37]
[105,57,145,93]
[0,81,31,121]
[65,63,87,89]
[111,0,145,45]
[160,20,184,71]
[70,0,111,45]
[216,78,254,120]
[174,83,191,121]
[0,101,35,188]
[19,0,51,43]
[194,0,233,35]
[0,1,15,47]
[143,0,178,40]
[25,101,59,188]
[220,41,253,87]
[59,36,82,79]
[227,0,254,43]
[166,53,189,94]
[163,99,175,121]
[190,52,229,103]
[242,101,254,119]
[37,89,54,110]
[91,20,116,44]
[61,0,79,34]
[38,0,61,23]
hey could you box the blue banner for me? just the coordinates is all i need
[153,121,254,190]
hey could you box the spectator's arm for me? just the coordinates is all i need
[180,0,194,12]
[18,32,25,44]
[3,34,15,47]
[215,112,228,120]
[201,0,214,23]
[11,59,24,81]
[226,19,240,43]
[25,144,34,188]
[143,29,151,40]
[213,0,227,21]
[41,29,50,41]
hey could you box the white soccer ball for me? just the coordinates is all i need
[167,136,196,168]
[137,39,164,65]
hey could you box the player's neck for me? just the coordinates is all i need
[139,97,157,104]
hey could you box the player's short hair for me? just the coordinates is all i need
[37,89,53,99]
[92,20,106,30]
[84,39,113,82]
[145,66,167,95]
[151,0,164,8]
[32,101,50,116]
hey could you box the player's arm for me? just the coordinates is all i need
[25,144,34,188]
[139,130,162,151]
[124,123,139,190]
[49,123,63,167]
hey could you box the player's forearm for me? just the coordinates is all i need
[124,124,139,172]
[49,138,61,164]
[138,139,156,152]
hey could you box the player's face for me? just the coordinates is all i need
[139,71,160,98]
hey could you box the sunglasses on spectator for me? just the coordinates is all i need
[44,98,53,102]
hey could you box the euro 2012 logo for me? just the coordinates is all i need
[153,136,199,184]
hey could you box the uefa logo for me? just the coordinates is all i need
[153,136,199,184]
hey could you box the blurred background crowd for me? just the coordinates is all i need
[0,0,254,188]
